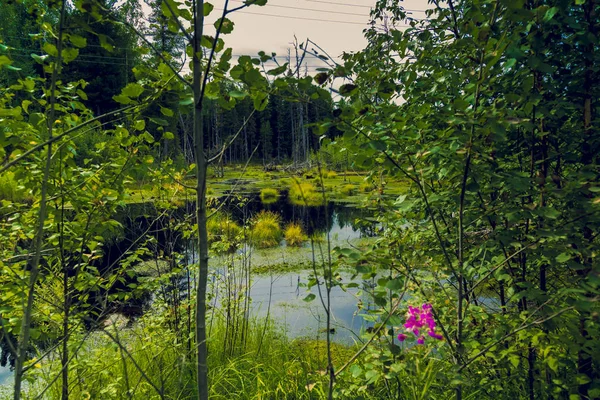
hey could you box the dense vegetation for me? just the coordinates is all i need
[0,0,598,399]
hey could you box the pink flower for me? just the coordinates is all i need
[396,303,444,345]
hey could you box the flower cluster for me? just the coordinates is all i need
[397,303,443,344]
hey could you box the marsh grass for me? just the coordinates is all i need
[251,210,282,248]
[27,312,338,400]
[207,212,243,252]
[340,184,356,196]
[288,181,323,206]
[284,223,307,247]
[259,187,279,204]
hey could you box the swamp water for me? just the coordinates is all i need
[1,191,381,385]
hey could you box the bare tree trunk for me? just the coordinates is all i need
[13,2,66,398]
[192,1,209,399]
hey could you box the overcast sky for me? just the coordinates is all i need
[143,0,432,71]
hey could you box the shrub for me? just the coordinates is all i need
[251,211,282,248]
[260,187,280,204]
[325,170,338,179]
[284,223,307,246]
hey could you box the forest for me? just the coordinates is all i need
[0,0,598,399]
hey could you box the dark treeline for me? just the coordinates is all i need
[0,0,338,169]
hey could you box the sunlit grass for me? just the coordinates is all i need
[284,222,307,247]
[259,187,279,204]
[251,210,282,248]
[288,181,324,206]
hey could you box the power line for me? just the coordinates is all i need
[229,0,368,17]
[304,0,427,12]
[214,8,372,25]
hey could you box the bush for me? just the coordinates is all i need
[284,223,307,246]
[325,170,338,179]
[251,211,282,248]
[260,187,279,204]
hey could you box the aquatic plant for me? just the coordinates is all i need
[284,223,307,247]
[259,187,280,204]
[339,184,356,196]
[251,211,282,248]
[288,181,323,206]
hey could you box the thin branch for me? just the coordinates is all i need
[208,109,256,163]
[162,0,194,43]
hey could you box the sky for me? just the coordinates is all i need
[142,0,432,71]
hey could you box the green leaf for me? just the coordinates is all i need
[247,0,267,5]
[214,18,234,34]
[303,293,316,302]
[113,94,132,105]
[267,63,288,76]
[69,34,87,48]
[543,7,559,22]
[253,92,269,111]
[179,97,194,106]
[163,131,175,140]
[62,48,79,64]
[229,90,247,99]
[556,253,571,263]
[122,83,144,98]
[31,53,49,64]
[160,106,174,117]
[43,42,58,57]
[0,107,22,117]
[204,2,214,16]
[0,55,11,67]
[339,84,358,96]
[134,120,146,131]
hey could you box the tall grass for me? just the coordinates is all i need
[284,223,307,246]
[288,181,323,206]
[259,187,279,204]
[250,211,282,248]
[27,312,336,400]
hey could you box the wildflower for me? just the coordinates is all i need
[397,303,443,345]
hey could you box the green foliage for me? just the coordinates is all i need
[251,210,282,248]
[284,222,307,247]
[207,212,242,252]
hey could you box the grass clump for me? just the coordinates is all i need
[359,182,375,193]
[251,210,282,248]
[288,181,323,206]
[339,184,356,196]
[207,212,243,252]
[325,170,338,179]
[260,187,280,204]
[284,223,307,246]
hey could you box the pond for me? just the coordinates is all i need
[0,190,379,386]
